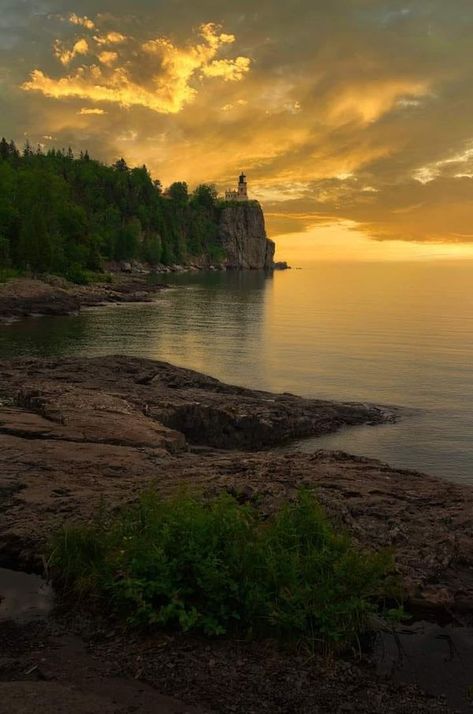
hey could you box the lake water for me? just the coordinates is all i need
[1,262,472,485]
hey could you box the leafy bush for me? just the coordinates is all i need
[0,267,20,283]
[65,265,91,285]
[65,267,112,285]
[50,491,400,648]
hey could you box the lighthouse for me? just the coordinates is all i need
[225,173,249,201]
[238,172,248,200]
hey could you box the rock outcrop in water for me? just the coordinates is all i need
[218,202,275,270]
[0,276,166,322]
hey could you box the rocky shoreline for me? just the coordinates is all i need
[0,260,292,323]
[0,355,471,712]
[1,355,471,614]
[0,275,169,323]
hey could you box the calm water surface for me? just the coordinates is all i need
[1,262,472,484]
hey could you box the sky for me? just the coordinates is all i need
[1,0,473,260]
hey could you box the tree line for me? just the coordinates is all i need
[0,138,224,281]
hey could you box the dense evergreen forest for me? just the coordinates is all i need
[0,138,225,281]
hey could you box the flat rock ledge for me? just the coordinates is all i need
[0,276,165,322]
[0,355,472,618]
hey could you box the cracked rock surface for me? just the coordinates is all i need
[0,355,472,616]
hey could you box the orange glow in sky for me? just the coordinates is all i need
[2,4,473,260]
[275,222,473,263]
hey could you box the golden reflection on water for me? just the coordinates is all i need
[262,262,473,405]
[1,262,473,482]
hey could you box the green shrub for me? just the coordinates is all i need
[50,491,400,648]
[65,264,91,285]
[0,267,20,283]
[65,267,112,285]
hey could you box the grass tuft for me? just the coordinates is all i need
[0,267,21,283]
[50,490,401,649]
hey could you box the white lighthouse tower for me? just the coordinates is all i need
[225,173,249,201]
[237,172,248,200]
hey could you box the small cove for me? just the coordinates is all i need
[1,262,472,484]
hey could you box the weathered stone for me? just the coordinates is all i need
[218,203,275,269]
[0,355,389,450]
[0,356,472,619]
[0,279,80,321]
[0,276,165,322]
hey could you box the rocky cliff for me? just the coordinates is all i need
[218,202,275,269]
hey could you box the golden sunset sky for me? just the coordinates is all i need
[2,1,473,260]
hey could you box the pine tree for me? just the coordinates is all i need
[18,204,52,273]
[0,138,9,160]
[23,140,33,158]
[0,143,224,277]
[113,157,128,172]
[8,140,19,160]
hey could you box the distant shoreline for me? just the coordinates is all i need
[0,273,166,323]
[0,264,290,323]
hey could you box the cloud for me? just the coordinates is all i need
[98,51,118,66]
[69,14,95,30]
[118,129,138,142]
[4,0,473,248]
[54,38,89,66]
[326,80,430,126]
[95,31,127,45]
[22,21,251,114]
[78,107,106,115]
[413,143,473,183]
[221,99,248,111]
[201,57,251,81]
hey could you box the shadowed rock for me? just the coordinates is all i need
[218,203,275,269]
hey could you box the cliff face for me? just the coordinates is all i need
[218,202,275,269]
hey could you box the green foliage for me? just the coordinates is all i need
[65,265,92,285]
[50,491,400,649]
[191,184,218,210]
[0,267,20,283]
[65,267,113,285]
[0,138,225,276]
[0,236,10,265]
[167,181,189,204]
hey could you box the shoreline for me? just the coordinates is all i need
[0,264,291,324]
[0,282,471,711]
[0,274,169,323]
[0,355,468,711]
